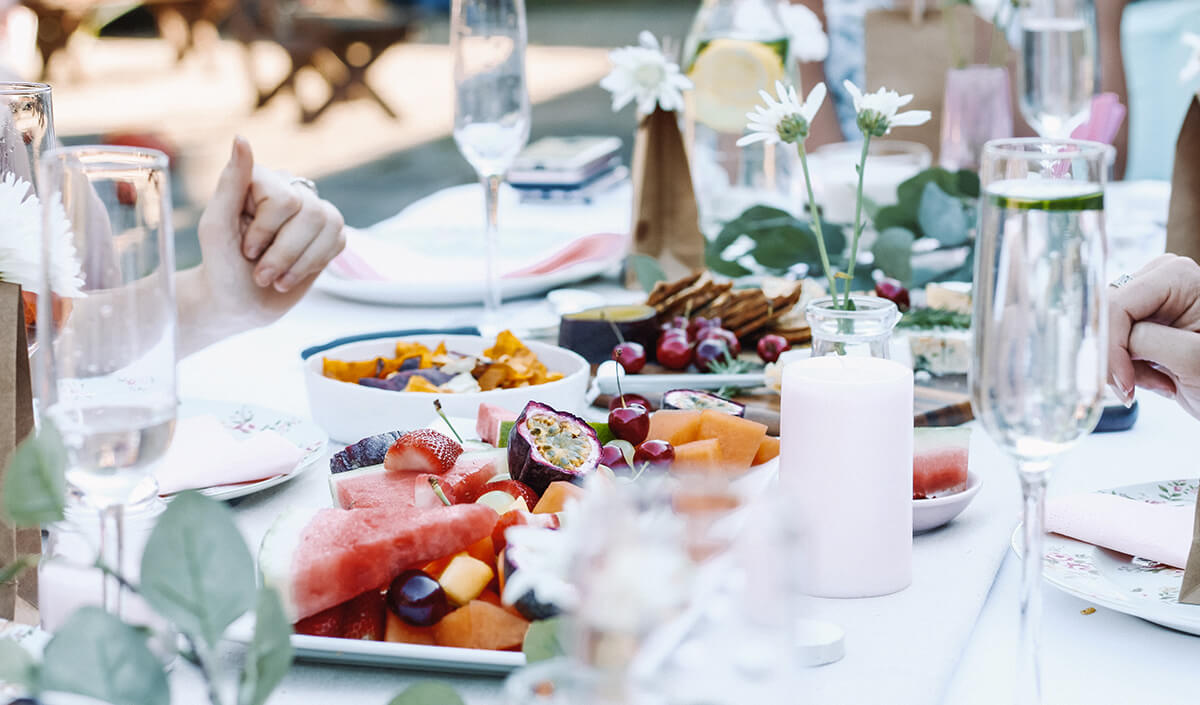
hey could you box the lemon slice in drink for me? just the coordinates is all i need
[688,38,786,133]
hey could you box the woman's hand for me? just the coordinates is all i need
[177,137,345,356]
[1108,254,1200,417]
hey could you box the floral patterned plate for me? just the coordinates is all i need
[1012,479,1200,636]
[178,399,327,502]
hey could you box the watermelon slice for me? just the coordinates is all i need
[260,503,499,621]
[330,450,506,511]
[913,427,971,499]
[476,403,517,447]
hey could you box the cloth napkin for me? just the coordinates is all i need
[327,229,627,282]
[154,415,303,495]
[1071,92,1127,145]
[1045,492,1196,569]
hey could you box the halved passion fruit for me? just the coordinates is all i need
[661,389,746,417]
[507,401,601,493]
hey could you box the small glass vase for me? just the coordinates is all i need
[938,65,1014,171]
[806,295,900,358]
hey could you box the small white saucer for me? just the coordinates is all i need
[913,471,982,533]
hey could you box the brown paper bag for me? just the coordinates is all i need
[1166,98,1200,264]
[864,1,1023,159]
[1181,491,1200,605]
[628,107,706,285]
[0,281,38,620]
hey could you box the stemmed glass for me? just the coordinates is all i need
[970,138,1109,703]
[1,82,55,352]
[1017,0,1098,138]
[451,0,531,335]
[36,146,177,616]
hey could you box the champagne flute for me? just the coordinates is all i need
[1,82,55,353]
[1017,0,1098,138]
[451,0,531,335]
[970,138,1108,704]
[36,146,177,616]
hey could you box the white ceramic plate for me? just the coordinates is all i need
[913,471,982,533]
[176,399,327,502]
[313,226,622,306]
[1012,479,1200,636]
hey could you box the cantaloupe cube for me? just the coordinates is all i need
[752,436,781,465]
[422,552,460,580]
[646,410,701,446]
[432,600,531,651]
[533,481,585,514]
[466,536,495,566]
[697,410,767,471]
[672,439,722,473]
[438,554,495,605]
[384,611,437,645]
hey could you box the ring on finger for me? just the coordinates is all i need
[289,176,318,197]
[1109,273,1134,289]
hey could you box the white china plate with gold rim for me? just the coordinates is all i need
[173,399,327,502]
[1012,479,1200,636]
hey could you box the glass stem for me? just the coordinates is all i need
[97,503,126,617]
[1016,461,1049,705]
[482,173,503,317]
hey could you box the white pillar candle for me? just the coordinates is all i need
[780,356,914,598]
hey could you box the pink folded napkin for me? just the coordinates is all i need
[328,230,627,282]
[1071,92,1127,145]
[154,415,303,495]
[1045,493,1196,569]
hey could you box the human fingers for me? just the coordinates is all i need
[271,203,345,293]
[1128,320,1200,385]
[198,137,253,242]
[1131,360,1176,398]
[252,194,329,288]
[242,168,305,261]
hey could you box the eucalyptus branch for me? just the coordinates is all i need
[184,634,227,705]
[843,134,874,305]
[797,143,841,307]
[94,559,142,596]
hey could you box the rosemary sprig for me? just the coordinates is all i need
[898,307,972,330]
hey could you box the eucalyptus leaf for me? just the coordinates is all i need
[39,607,169,705]
[627,254,667,294]
[2,423,66,527]
[522,617,565,663]
[707,205,846,276]
[387,681,465,705]
[238,586,294,705]
[872,227,916,283]
[139,491,256,650]
[955,169,981,198]
[917,182,970,247]
[870,204,910,233]
[0,638,37,690]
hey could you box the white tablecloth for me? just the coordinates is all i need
[163,183,1200,704]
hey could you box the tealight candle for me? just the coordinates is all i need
[779,355,913,597]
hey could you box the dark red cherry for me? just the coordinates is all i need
[612,342,647,374]
[386,570,450,627]
[608,405,650,445]
[756,334,791,363]
[633,440,675,471]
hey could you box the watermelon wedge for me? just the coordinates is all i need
[261,503,499,621]
[477,403,518,447]
[913,427,970,499]
[330,450,506,511]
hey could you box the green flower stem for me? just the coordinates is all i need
[843,134,873,308]
[797,143,841,308]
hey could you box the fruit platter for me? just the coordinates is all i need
[253,387,785,672]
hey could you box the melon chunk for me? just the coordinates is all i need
[646,410,702,446]
[533,481,585,514]
[696,410,767,471]
[385,611,437,645]
[432,600,530,650]
[672,439,722,473]
[913,427,970,499]
[260,503,499,621]
[439,554,495,605]
[752,436,781,465]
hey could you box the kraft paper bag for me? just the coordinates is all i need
[0,281,37,620]
[1166,97,1200,265]
[1182,492,1200,605]
[628,107,706,285]
[864,1,1021,159]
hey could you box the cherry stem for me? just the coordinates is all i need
[428,476,452,507]
[613,350,627,409]
[601,310,626,344]
[433,399,464,444]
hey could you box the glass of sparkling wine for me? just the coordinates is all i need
[1017,0,1098,138]
[36,146,177,616]
[451,0,531,335]
[971,138,1108,704]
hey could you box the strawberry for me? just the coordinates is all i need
[384,429,463,474]
[294,603,343,637]
[339,590,387,641]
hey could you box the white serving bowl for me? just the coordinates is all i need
[303,334,590,443]
[912,471,982,533]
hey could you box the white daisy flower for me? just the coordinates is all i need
[600,31,694,115]
[0,172,83,298]
[736,80,827,147]
[501,502,581,611]
[1182,32,1200,83]
[843,80,932,137]
[778,4,829,63]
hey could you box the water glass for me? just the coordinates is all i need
[1017,0,1098,138]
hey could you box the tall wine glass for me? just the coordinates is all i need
[36,146,177,616]
[1017,0,1098,138]
[451,0,531,335]
[1,82,55,352]
[970,138,1108,704]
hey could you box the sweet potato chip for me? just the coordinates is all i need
[402,375,442,393]
[322,357,407,383]
[394,342,434,369]
[476,363,512,392]
[483,331,527,360]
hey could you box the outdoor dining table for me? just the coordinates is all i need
[165,183,1200,704]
